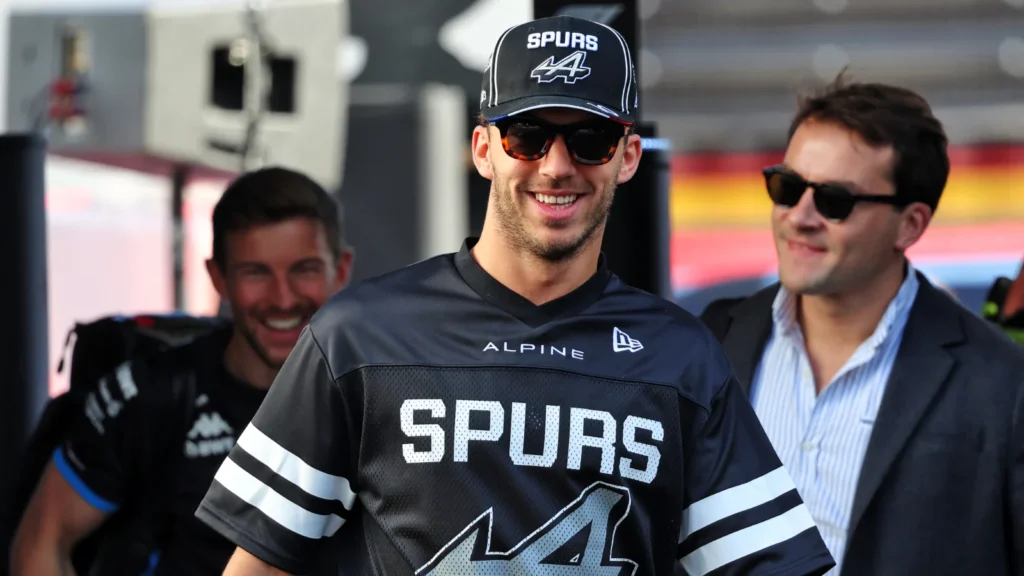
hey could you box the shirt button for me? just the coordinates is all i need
[801,441,816,452]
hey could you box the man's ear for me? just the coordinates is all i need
[205,258,229,299]
[615,133,643,185]
[333,249,355,290]
[894,202,933,252]
[472,125,494,181]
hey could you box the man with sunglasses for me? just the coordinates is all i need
[700,78,1024,576]
[195,14,834,576]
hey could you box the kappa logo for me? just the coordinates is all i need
[531,50,591,84]
[188,412,232,439]
[416,482,637,575]
[612,327,643,353]
[185,412,235,459]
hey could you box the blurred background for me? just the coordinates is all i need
[0,0,1022,401]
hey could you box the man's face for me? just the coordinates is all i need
[472,108,642,262]
[773,120,929,296]
[207,217,352,368]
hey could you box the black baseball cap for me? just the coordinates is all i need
[480,15,638,125]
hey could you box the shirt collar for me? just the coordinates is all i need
[771,263,921,349]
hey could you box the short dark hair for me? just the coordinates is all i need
[787,74,950,211]
[211,166,346,268]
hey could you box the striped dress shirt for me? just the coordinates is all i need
[749,268,920,575]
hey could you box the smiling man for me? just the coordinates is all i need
[196,15,833,576]
[10,167,353,576]
[700,78,1024,575]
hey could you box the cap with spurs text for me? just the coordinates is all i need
[480,15,638,125]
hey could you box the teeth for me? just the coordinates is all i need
[535,194,578,206]
[264,317,302,330]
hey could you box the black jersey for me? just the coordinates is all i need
[55,328,268,575]
[196,239,834,576]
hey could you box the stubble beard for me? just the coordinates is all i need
[491,176,617,263]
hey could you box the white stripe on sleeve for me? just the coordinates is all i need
[236,424,357,510]
[681,466,797,540]
[680,503,817,576]
[213,457,345,539]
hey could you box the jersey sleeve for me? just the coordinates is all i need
[677,372,835,576]
[195,324,359,575]
[52,361,146,515]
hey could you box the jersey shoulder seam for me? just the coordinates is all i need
[307,324,340,383]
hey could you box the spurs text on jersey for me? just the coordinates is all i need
[400,399,664,484]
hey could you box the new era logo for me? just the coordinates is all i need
[612,327,643,353]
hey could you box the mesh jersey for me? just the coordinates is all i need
[196,239,835,576]
[55,328,268,575]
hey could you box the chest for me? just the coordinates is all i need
[175,390,262,496]
[753,330,897,430]
[360,365,682,484]
[750,336,896,536]
[158,399,252,568]
[350,365,687,576]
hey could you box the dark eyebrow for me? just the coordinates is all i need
[231,261,269,272]
[229,258,325,273]
[290,258,326,270]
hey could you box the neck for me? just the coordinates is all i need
[797,259,908,349]
[472,224,603,306]
[223,332,278,390]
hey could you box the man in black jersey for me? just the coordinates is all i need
[197,15,835,576]
[10,167,353,576]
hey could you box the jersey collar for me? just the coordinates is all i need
[454,237,611,327]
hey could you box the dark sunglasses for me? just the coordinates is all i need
[492,116,628,166]
[763,165,909,222]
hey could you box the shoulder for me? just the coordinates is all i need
[699,297,745,323]
[597,280,738,410]
[110,326,230,405]
[306,253,457,376]
[939,292,1024,377]
[313,253,455,326]
[700,283,779,322]
[137,326,230,375]
[906,282,1024,424]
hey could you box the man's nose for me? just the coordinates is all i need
[788,187,825,228]
[269,276,300,310]
[538,136,577,180]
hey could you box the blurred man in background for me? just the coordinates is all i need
[10,167,353,576]
[701,78,1024,575]
[1005,265,1024,335]
[1008,267,1024,318]
[195,14,833,576]
[983,257,1024,344]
